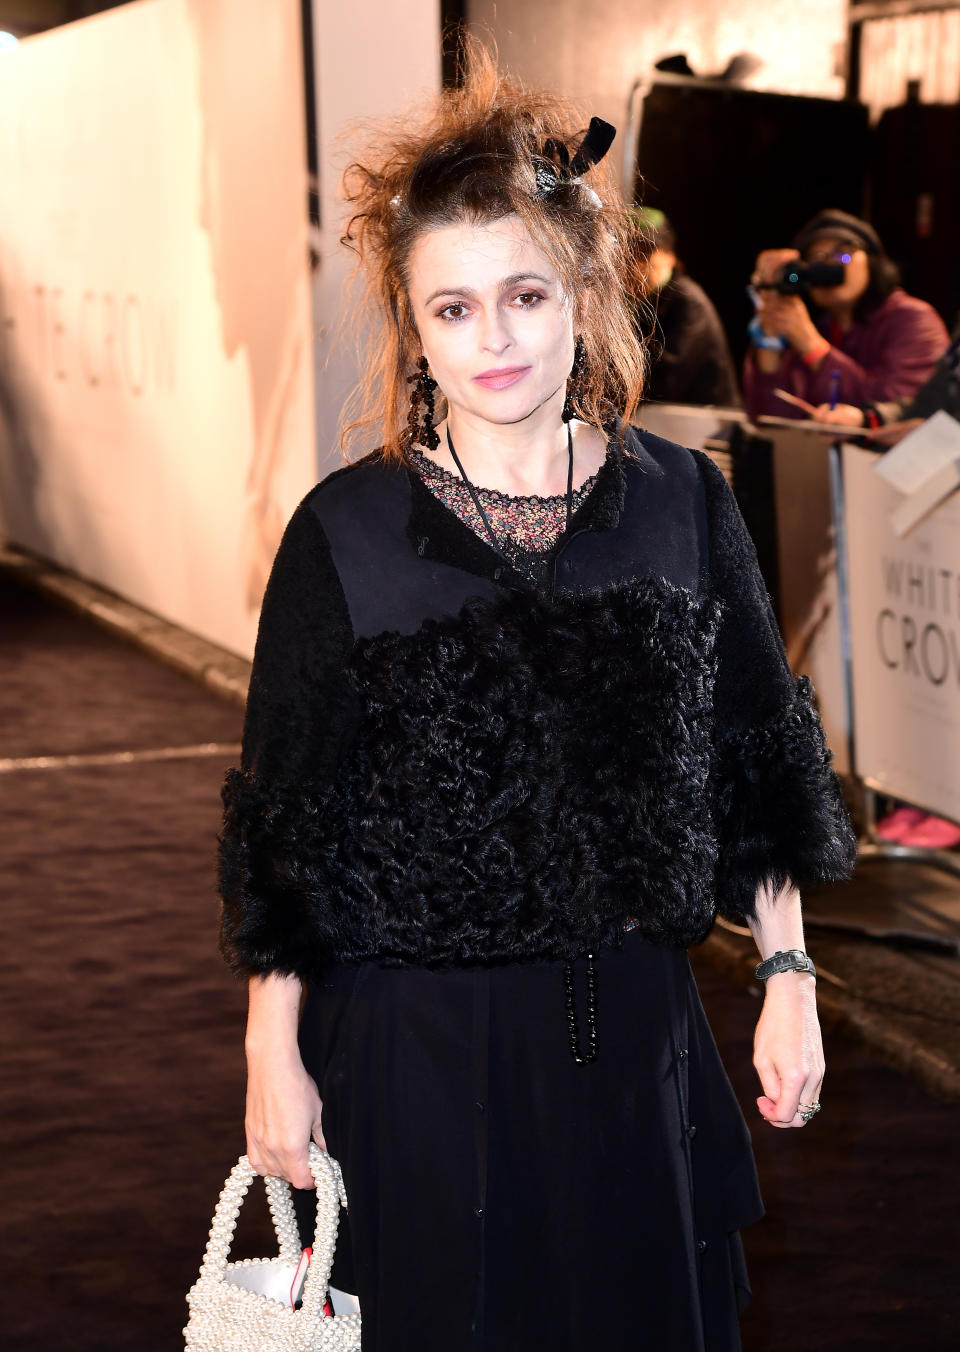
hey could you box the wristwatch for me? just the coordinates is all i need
[754,949,817,982]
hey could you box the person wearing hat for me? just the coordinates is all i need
[743,208,948,421]
[630,208,741,407]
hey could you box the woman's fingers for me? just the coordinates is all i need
[775,1064,809,1125]
[311,1105,328,1153]
[813,402,864,426]
[760,1067,824,1130]
[245,1114,322,1187]
[248,1134,316,1188]
[755,1054,824,1128]
[794,1069,825,1129]
[754,1056,788,1126]
[251,1112,327,1188]
[285,1154,317,1190]
[753,247,801,285]
[764,1063,809,1127]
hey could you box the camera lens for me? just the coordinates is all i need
[773,260,845,294]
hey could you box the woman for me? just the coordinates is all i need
[219,53,856,1352]
[743,208,948,422]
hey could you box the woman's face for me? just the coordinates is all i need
[405,214,576,429]
[805,235,871,311]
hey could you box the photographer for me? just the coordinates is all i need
[743,209,947,422]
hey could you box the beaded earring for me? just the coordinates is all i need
[561,335,586,423]
[406,355,440,450]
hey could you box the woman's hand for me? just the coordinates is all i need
[747,882,824,1128]
[754,291,823,356]
[750,249,824,361]
[243,972,322,1188]
[753,971,824,1128]
[245,1045,326,1188]
[812,402,864,427]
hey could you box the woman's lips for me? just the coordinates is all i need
[472,366,531,390]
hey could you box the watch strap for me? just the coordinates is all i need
[754,949,817,982]
[747,315,787,352]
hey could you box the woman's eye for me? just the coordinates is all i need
[438,303,467,322]
[515,292,544,308]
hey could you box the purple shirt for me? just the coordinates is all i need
[743,288,949,420]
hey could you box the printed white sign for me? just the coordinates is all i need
[0,0,315,658]
[843,442,960,820]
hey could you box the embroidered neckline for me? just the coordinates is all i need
[407,445,600,505]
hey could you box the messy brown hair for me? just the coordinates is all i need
[339,40,647,461]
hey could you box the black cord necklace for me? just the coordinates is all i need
[444,422,575,564]
[443,419,597,1065]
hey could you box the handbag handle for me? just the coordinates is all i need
[199,1145,350,1325]
[297,1145,350,1324]
[263,1170,303,1266]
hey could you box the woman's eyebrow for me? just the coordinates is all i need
[423,273,553,306]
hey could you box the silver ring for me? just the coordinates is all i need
[798,1102,822,1123]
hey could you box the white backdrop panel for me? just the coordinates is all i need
[0,0,315,658]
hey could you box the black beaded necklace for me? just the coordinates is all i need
[443,420,598,1066]
[564,955,599,1065]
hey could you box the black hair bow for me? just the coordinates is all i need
[570,117,617,175]
[536,117,617,194]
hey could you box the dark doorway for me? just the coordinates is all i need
[634,82,871,369]
[869,101,960,331]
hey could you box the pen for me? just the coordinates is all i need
[828,369,841,412]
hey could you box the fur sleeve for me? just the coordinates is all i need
[218,496,357,977]
[694,451,856,919]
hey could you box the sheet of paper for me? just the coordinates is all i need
[889,457,960,537]
[873,409,960,495]
[755,415,867,437]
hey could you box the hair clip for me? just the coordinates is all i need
[534,161,560,194]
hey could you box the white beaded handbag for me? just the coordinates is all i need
[183,1143,362,1351]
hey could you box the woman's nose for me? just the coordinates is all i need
[478,309,513,355]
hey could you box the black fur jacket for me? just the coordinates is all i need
[219,427,855,979]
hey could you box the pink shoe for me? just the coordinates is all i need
[875,806,927,842]
[899,814,960,850]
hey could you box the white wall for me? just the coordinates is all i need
[310,1,440,478]
[0,0,441,656]
[469,0,848,186]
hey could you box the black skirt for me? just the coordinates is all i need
[296,928,763,1352]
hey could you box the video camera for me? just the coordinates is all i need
[754,260,846,295]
